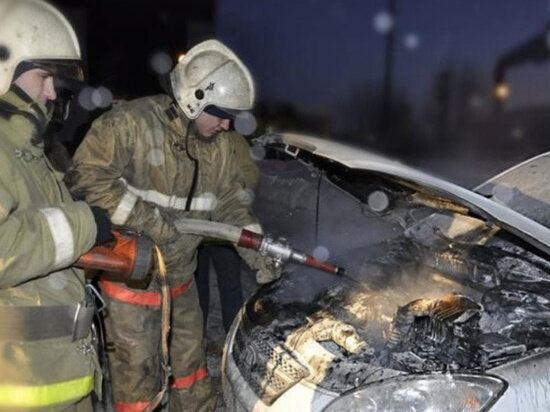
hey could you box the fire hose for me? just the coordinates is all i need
[172,219,345,275]
[76,221,345,290]
[75,220,344,411]
[143,245,170,412]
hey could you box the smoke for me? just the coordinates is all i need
[321,266,473,352]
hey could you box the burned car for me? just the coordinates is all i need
[222,133,550,411]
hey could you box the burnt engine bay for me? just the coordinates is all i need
[232,234,550,403]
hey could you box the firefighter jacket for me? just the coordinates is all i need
[0,88,99,410]
[66,95,260,283]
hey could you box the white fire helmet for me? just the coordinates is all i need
[0,0,83,96]
[170,39,255,119]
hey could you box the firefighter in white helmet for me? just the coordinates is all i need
[0,0,112,410]
[171,39,255,119]
[66,39,279,410]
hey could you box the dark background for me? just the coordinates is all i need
[55,0,213,96]
[52,0,550,186]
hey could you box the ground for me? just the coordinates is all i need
[203,262,259,410]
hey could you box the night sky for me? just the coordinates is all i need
[55,0,550,111]
[49,0,550,169]
[217,0,550,111]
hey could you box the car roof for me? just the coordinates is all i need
[260,133,550,257]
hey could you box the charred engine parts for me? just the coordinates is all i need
[387,295,484,372]
[232,328,309,405]
[388,295,482,348]
[287,312,368,355]
[231,226,550,400]
[234,271,550,399]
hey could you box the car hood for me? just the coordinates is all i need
[258,132,550,256]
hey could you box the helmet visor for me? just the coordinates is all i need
[15,59,85,92]
[203,104,240,119]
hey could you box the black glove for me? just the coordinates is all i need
[90,206,114,246]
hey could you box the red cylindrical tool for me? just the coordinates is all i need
[76,228,154,281]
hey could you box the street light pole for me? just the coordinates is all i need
[379,0,397,138]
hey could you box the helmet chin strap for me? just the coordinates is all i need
[29,100,51,146]
[49,92,72,124]
[170,102,218,143]
[183,122,199,212]
[45,100,55,119]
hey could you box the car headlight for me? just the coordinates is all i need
[323,373,507,412]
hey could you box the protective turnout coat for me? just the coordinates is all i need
[0,88,99,410]
[67,95,259,281]
[66,94,259,411]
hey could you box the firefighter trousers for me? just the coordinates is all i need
[100,278,214,411]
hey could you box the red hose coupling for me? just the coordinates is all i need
[237,229,263,250]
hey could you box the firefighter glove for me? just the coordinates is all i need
[254,255,282,285]
[238,247,281,284]
[90,206,114,245]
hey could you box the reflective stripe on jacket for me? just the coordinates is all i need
[0,375,93,408]
[0,89,98,407]
[66,94,258,282]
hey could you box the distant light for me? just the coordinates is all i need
[178,53,186,63]
[469,95,484,110]
[152,126,165,145]
[234,111,257,136]
[238,188,255,205]
[312,246,330,261]
[404,33,420,50]
[250,144,266,161]
[48,272,68,290]
[91,86,113,109]
[146,149,165,167]
[373,11,394,34]
[150,51,173,74]
[202,192,218,210]
[77,86,95,111]
[510,127,524,140]
[494,83,510,100]
[367,190,390,213]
